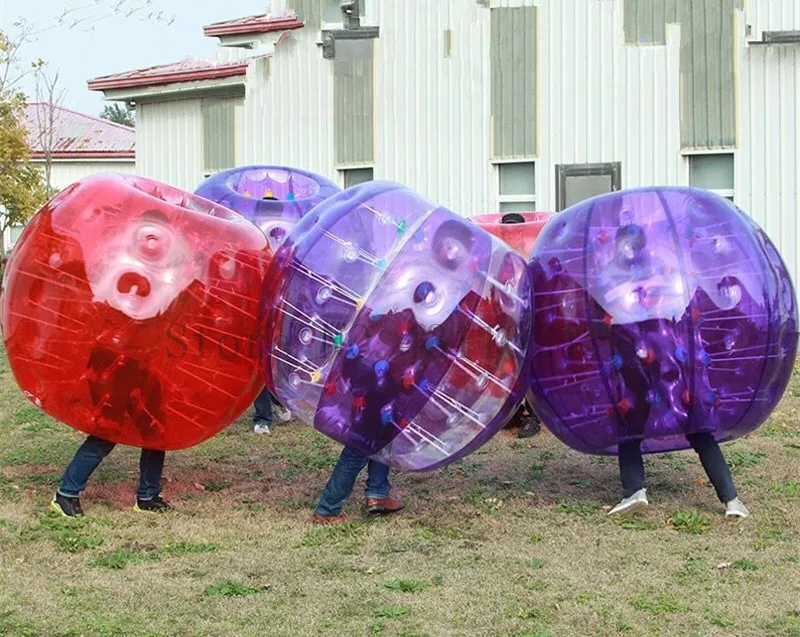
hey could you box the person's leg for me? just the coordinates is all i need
[134,449,169,512]
[365,460,404,514]
[271,392,292,423]
[686,432,741,505]
[618,439,646,498]
[137,449,166,500]
[53,436,116,516]
[518,401,542,439]
[253,387,274,434]
[58,436,116,498]
[365,461,391,500]
[609,439,648,515]
[314,447,369,518]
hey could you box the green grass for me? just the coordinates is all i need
[382,579,428,593]
[205,580,266,597]
[670,510,712,535]
[771,480,800,499]
[726,449,768,473]
[0,348,798,637]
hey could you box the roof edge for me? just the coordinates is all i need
[88,62,249,92]
[30,151,136,160]
[204,17,304,37]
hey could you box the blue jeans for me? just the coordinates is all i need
[58,435,165,500]
[253,387,274,426]
[315,446,391,516]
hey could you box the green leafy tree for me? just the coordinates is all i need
[0,28,49,262]
[100,102,135,128]
[0,90,49,262]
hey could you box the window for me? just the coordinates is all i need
[323,0,367,25]
[556,162,621,211]
[202,97,236,176]
[341,167,373,188]
[688,154,734,201]
[497,162,535,213]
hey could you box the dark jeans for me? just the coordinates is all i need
[58,435,165,500]
[619,432,737,502]
[253,387,274,426]
[315,446,391,516]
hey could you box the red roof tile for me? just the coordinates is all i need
[23,103,135,159]
[87,57,249,91]
[203,11,304,37]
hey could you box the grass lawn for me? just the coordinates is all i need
[0,346,799,637]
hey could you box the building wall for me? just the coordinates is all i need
[45,160,136,190]
[128,0,800,289]
[137,99,204,191]
[738,0,800,293]
[239,31,337,183]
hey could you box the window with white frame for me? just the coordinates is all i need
[688,154,734,202]
[497,162,535,213]
[341,167,373,188]
[323,0,367,26]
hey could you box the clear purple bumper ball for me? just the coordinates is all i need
[195,165,340,250]
[527,187,798,455]
[263,181,533,471]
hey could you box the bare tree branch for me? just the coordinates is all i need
[33,64,67,192]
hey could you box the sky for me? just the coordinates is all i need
[0,0,271,116]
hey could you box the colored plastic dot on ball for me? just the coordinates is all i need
[414,281,435,304]
[527,186,798,456]
[374,360,390,378]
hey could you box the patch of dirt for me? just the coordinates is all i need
[1,464,62,478]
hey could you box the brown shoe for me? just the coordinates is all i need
[312,512,348,525]
[365,497,405,515]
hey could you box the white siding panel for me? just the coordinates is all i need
[240,36,337,185]
[46,161,136,190]
[376,0,491,216]
[137,99,203,191]
[738,30,800,291]
[746,0,800,36]
[537,0,681,208]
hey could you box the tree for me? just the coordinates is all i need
[101,102,135,128]
[0,3,172,261]
[0,91,49,262]
[33,63,67,192]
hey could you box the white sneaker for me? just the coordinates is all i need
[274,405,292,423]
[253,422,271,435]
[725,498,750,518]
[608,488,648,515]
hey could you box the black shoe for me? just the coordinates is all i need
[517,416,542,439]
[133,496,170,513]
[51,492,84,517]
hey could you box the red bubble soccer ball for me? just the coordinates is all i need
[0,173,273,450]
